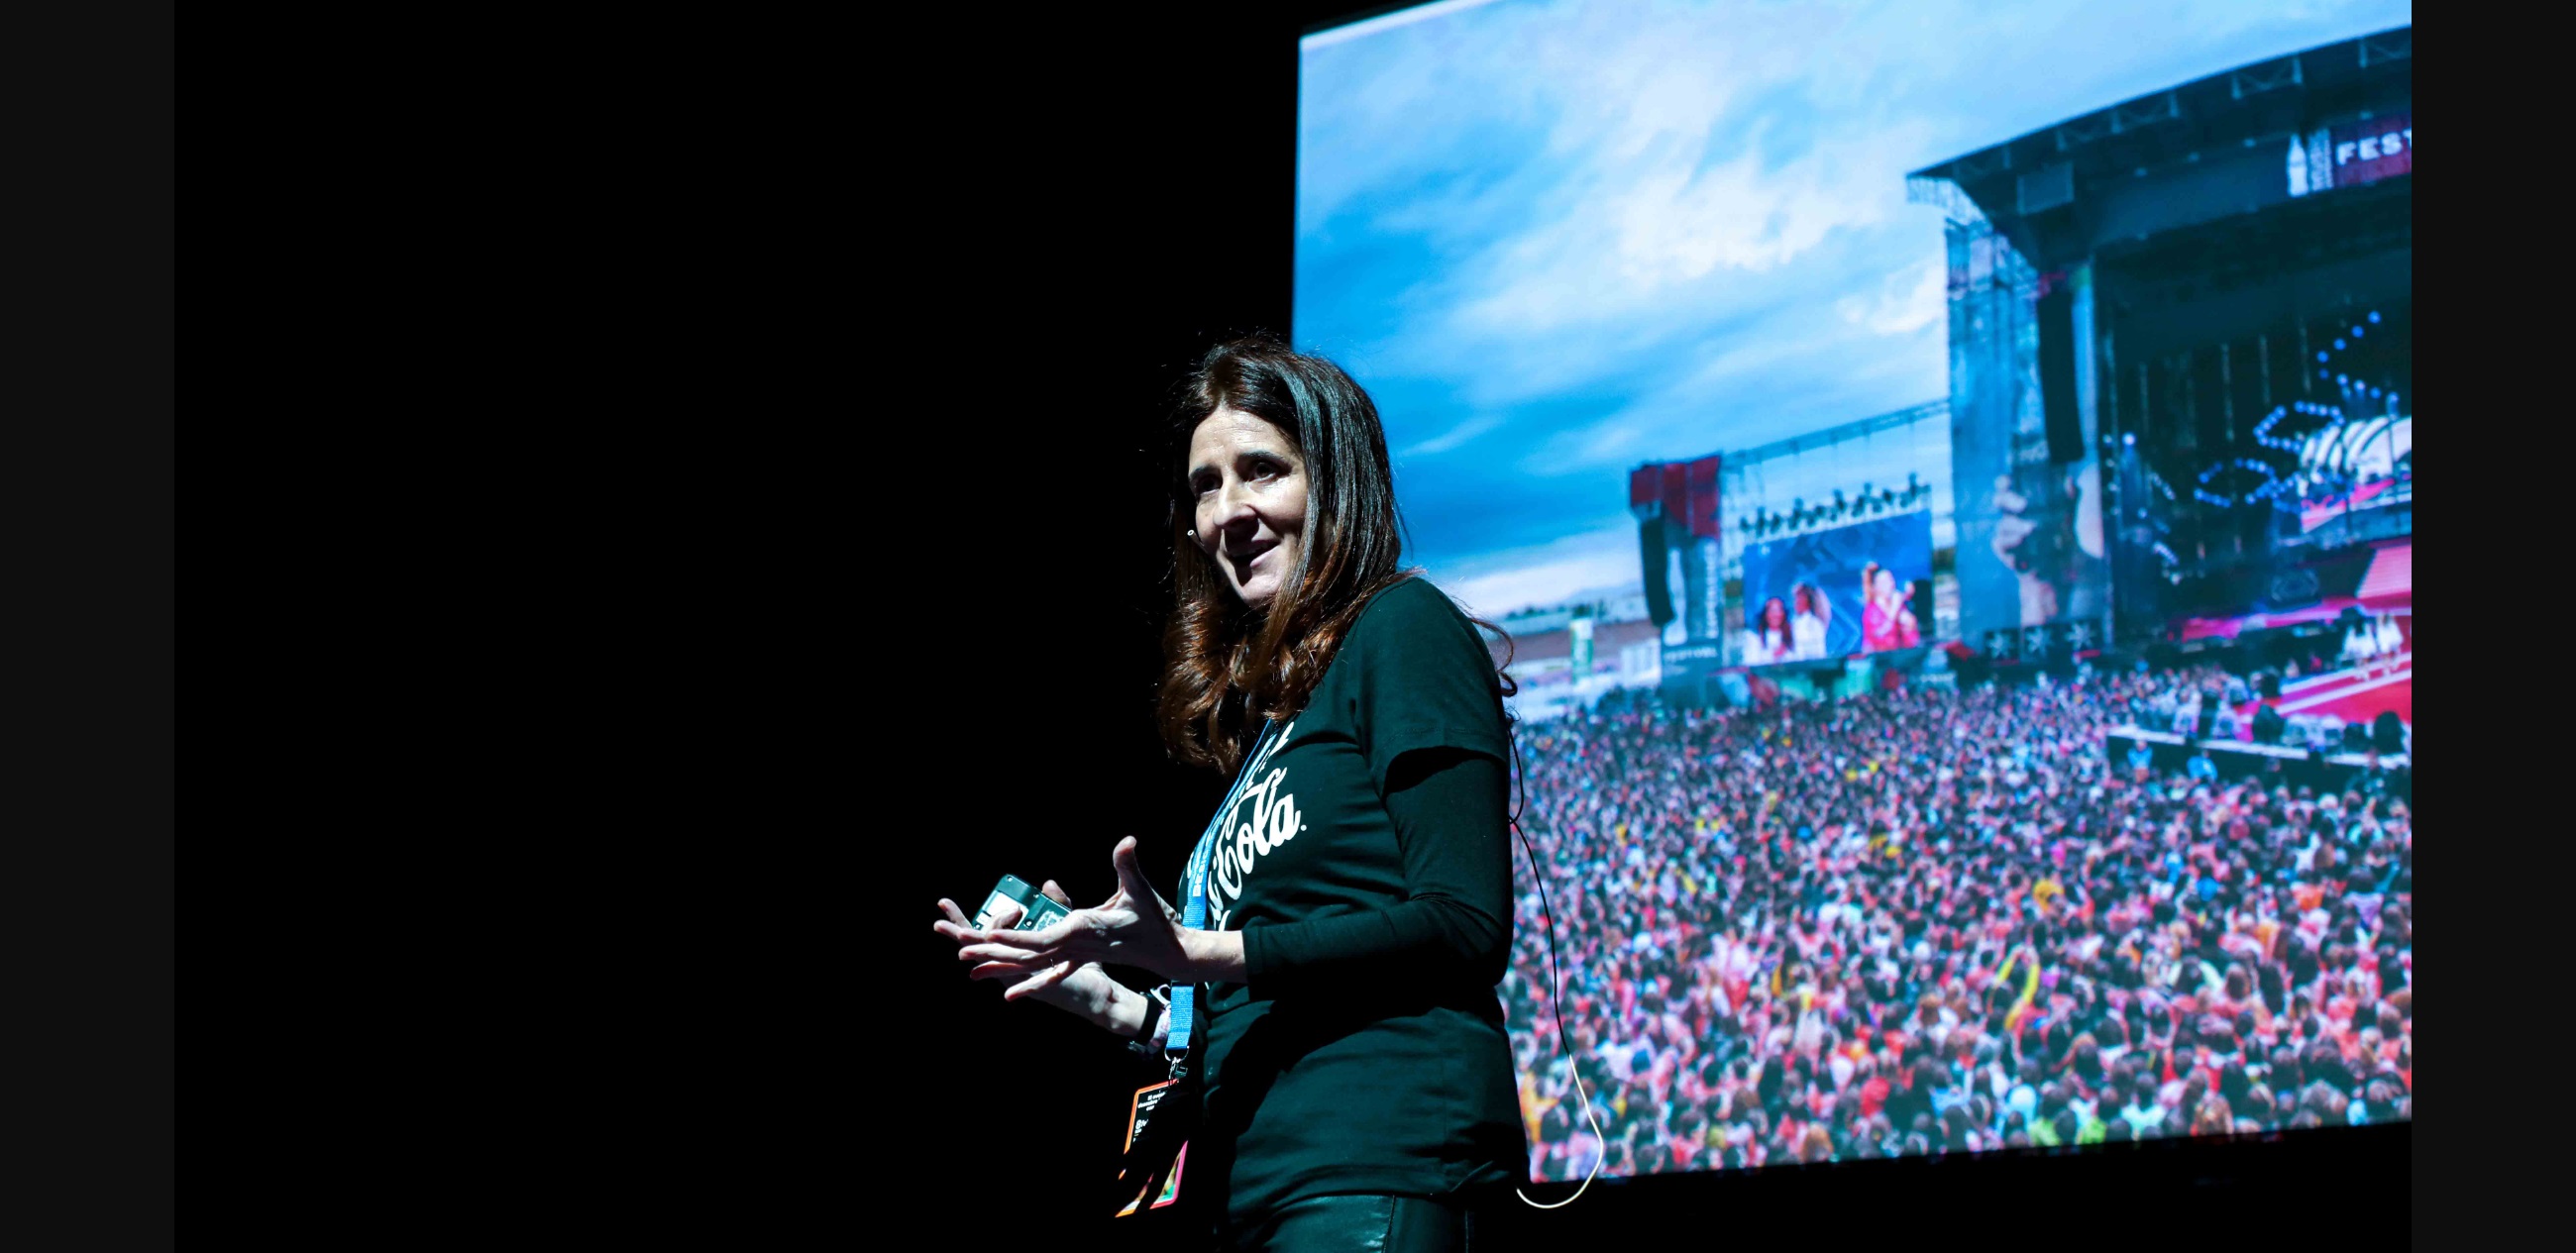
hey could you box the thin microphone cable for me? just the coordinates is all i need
[1506,722,1604,1209]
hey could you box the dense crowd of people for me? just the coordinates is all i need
[1499,667,2414,1179]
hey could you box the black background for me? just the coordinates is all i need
[875,7,1308,1245]
[871,4,1309,1243]
[856,2,2413,1246]
[24,3,2435,1248]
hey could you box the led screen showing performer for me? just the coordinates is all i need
[1740,512,1931,666]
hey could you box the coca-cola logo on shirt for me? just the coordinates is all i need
[1207,721,1303,930]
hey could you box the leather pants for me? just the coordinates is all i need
[1224,1194,1471,1252]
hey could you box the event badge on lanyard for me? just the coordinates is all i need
[1167,717,1280,1068]
[1117,719,1279,1217]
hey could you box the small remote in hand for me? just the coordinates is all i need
[972,874,1071,932]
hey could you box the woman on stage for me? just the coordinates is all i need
[933,338,1522,1251]
[1744,595,1791,665]
[1860,563,1894,651]
[1888,574,1921,649]
[1789,584,1830,660]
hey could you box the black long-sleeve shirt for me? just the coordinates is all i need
[1240,748,1512,992]
[1189,576,1526,1228]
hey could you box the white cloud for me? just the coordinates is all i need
[1454,138,1899,340]
[1509,278,1948,478]
[1837,257,1948,337]
[1302,0,2416,578]
[1432,11,1947,341]
[1428,516,1641,619]
[1398,413,1504,459]
[1313,0,2414,377]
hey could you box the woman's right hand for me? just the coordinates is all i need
[934,882,1131,1031]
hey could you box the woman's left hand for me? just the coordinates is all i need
[956,837,1218,986]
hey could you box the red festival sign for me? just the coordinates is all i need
[2330,113,2412,187]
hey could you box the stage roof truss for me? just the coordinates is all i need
[1909,26,2410,216]
[2230,55,2304,100]
[2055,89,2184,154]
[1724,400,1948,470]
[1948,144,2012,183]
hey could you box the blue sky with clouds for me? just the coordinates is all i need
[1295,0,2412,617]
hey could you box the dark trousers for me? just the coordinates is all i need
[1223,1194,1471,1253]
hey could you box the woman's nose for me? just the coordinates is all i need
[1209,486,1261,535]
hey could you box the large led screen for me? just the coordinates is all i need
[1296,0,2414,1182]
[1740,512,1933,665]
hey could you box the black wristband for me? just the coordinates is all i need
[1125,986,1172,1057]
[1129,989,1161,1042]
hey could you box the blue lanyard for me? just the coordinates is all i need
[1168,718,1280,1062]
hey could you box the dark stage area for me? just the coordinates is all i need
[879,6,2415,1247]
[36,5,2442,1250]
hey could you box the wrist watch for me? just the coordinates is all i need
[1127,984,1173,1057]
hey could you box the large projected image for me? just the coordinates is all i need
[1297,0,2413,1183]
[1740,512,1932,665]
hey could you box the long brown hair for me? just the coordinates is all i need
[1156,336,1512,773]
